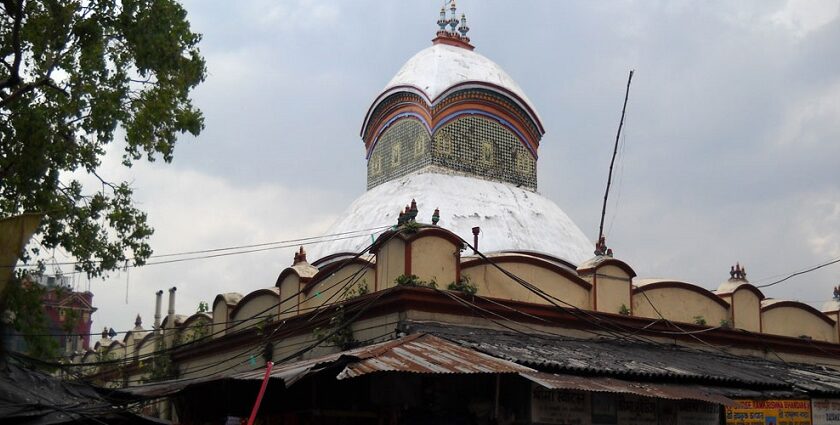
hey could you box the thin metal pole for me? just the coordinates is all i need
[598,70,634,246]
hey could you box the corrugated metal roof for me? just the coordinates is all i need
[337,334,534,379]
[409,322,840,395]
[521,372,737,406]
[120,324,840,401]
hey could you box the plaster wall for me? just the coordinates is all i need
[211,302,230,339]
[592,264,632,315]
[229,292,279,332]
[632,287,728,326]
[136,336,158,359]
[123,334,140,357]
[180,317,211,344]
[410,236,458,286]
[827,311,840,343]
[174,315,402,381]
[731,289,761,332]
[462,262,589,308]
[106,344,127,361]
[761,307,836,342]
[301,265,374,312]
[376,239,406,291]
[278,275,301,319]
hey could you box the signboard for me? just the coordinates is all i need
[531,386,590,425]
[725,399,811,425]
[812,399,840,425]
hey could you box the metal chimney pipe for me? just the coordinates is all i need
[168,287,177,316]
[154,290,163,329]
[472,226,480,254]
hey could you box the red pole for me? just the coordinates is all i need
[247,361,274,425]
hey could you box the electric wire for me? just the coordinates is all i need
[46,230,399,390]
[14,231,390,369]
[755,256,840,289]
[8,224,390,270]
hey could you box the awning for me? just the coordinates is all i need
[120,333,534,398]
[521,371,738,406]
[336,333,534,378]
[117,330,836,404]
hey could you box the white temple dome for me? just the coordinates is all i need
[380,43,538,115]
[310,172,593,264]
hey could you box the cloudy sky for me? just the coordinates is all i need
[43,0,840,338]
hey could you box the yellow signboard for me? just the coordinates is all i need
[725,400,812,425]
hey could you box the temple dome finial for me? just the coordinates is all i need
[433,1,472,50]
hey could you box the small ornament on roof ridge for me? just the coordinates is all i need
[293,246,307,264]
[135,314,142,327]
[594,236,612,257]
[833,285,840,300]
[730,263,747,280]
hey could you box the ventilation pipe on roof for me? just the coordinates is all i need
[168,287,177,316]
[153,290,163,330]
[472,226,480,254]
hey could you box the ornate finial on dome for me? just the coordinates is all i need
[594,235,610,256]
[293,246,307,264]
[432,208,440,225]
[458,13,470,38]
[397,207,406,226]
[730,262,747,280]
[408,199,419,221]
[449,1,459,33]
[432,1,475,50]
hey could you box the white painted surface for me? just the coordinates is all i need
[309,171,593,264]
[384,44,535,108]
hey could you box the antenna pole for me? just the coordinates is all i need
[597,70,634,252]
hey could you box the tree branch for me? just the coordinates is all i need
[0,0,24,91]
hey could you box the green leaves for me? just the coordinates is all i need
[1,0,206,277]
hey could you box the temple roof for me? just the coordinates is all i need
[380,43,538,116]
[309,172,592,264]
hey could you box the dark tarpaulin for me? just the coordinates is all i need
[0,362,168,425]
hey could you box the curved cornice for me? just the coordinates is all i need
[303,257,374,295]
[362,81,544,141]
[577,257,637,279]
[716,283,765,300]
[365,107,539,161]
[501,250,579,270]
[212,292,242,309]
[761,300,836,326]
[312,252,365,267]
[179,312,212,331]
[633,281,729,309]
[275,266,317,288]
[460,254,592,291]
[229,288,279,320]
[371,226,465,256]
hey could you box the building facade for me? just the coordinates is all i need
[75,4,840,425]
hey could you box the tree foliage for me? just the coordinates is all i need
[0,0,206,276]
